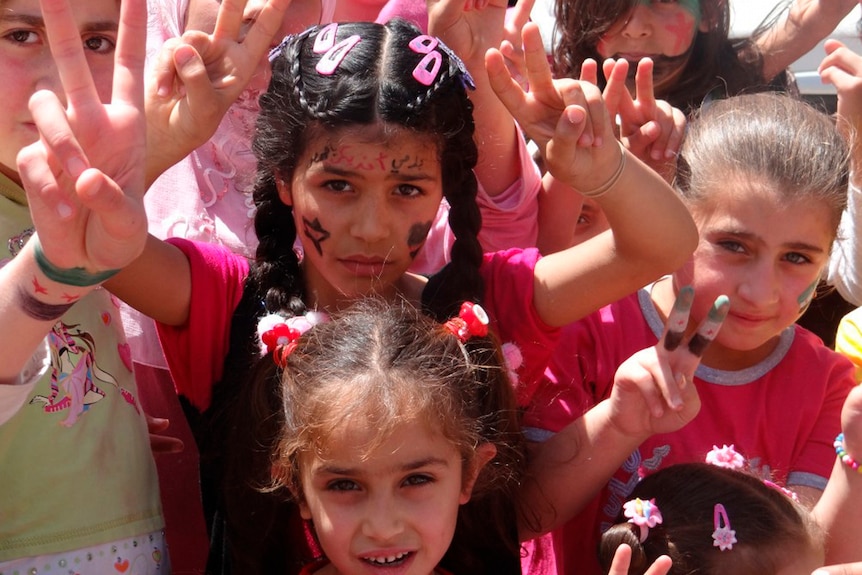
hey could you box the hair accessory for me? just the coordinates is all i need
[623,498,663,543]
[315,34,361,75]
[712,503,737,551]
[580,141,627,198]
[763,480,800,502]
[443,302,489,342]
[834,433,862,474]
[257,311,329,367]
[313,22,339,53]
[437,40,475,91]
[501,342,523,388]
[409,35,443,86]
[705,444,745,470]
[268,35,293,62]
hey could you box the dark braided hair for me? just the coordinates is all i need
[250,19,484,322]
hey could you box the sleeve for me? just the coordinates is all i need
[0,339,48,426]
[835,307,862,384]
[827,182,862,306]
[788,349,855,489]
[480,248,560,406]
[156,238,250,412]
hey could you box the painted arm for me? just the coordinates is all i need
[757,0,859,82]
[488,23,697,327]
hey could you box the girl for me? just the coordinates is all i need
[523,92,857,574]
[547,0,858,115]
[264,298,679,574]
[14,4,697,572]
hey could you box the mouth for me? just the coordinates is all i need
[361,551,412,567]
[340,256,390,277]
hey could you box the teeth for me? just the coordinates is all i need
[367,552,408,565]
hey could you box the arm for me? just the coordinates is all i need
[756,0,859,82]
[519,290,728,539]
[488,23,698,327]
[820,40,862,305]
[812,385,862,565]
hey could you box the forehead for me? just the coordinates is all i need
[301,124,442,167]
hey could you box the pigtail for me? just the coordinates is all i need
[599,523,655,575]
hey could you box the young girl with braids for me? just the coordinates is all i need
[15,4,697,571]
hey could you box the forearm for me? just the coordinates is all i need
[0,240,94,384]
[536,172,582,255]
[518,399,644,541]
[812,443,862,564]
[758,0,859,81]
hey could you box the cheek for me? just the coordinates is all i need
[661,12,698,55]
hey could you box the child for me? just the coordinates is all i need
[523,91,857,574]
[0,0,167,571]
[547,0,858,115]
[16,7,698,571]
[598,387,862,573]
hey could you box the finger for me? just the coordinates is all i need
[38,0,100,108]
[607,544,633,575]
[145,413,170,433]
[644,556,673,575]
[111,0,148,110]
[662,285,694,352]
[150,434,185,455]
[634,58,657,119]
[508,0,536,30]
[579,58,599,86]
[686,295,730,357]
[486,48,529,113]
[29,90,89,180]
[171,43,223,129]
[605,59,636,129]
[521,22,556,96]
[212,0,248,41]
[149,38,183,99]
[236,0,291,60]
[647,101,680,161]
[580,81,609,147]
[813,563,862,575]
[17,141,75,221]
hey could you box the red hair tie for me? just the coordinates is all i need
[443,302,489,342]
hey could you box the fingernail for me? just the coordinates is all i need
[651,149,662,160]
[175,46,194,67]
[57,202,72,218]
[67,157,86,179]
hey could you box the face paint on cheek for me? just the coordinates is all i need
[302,217,332,257]
[797,279,819,312]
[677,0,701,23]
[663,11,698,54]
[407,220,433,259]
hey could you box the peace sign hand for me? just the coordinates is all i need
[609,287,730,439]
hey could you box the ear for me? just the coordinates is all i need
[459,443,497,505]
[276,176,293,207]
[298,499,313,520]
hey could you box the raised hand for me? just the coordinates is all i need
[16,0,149,275]
[145,0,290,183]
[497,0,537,90]
[608,544,672,575]
[609,287,730,438]
[486,21,623,193]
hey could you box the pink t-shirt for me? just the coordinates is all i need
[157,240,555,412]
[522,287,855,575]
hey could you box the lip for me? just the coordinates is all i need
[339,255,391,277]
[357,550,416,574]
[728,310,772,325]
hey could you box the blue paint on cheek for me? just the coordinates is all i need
[797,280,818,308]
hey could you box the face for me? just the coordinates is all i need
[672,183,834,369]
[573,198,609,245]
[596,0,706,94]
[298,419,482,575]
[279,126,444,309]
[0,0,118,184]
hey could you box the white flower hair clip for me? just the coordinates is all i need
[712,503,737,551]
[624,497,663,543]
[705,444,745,470]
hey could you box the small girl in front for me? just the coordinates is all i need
[265,299,673,575]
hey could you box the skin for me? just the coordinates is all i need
[0,0,118,185]
[596,0,708,95]
[277,126,443,310]
[298,419,492,575]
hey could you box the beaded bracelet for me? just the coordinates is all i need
[834,433,862,473]
[580,141,627,198]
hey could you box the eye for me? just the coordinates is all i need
[326,479,360,492]
[402,474,433,487]
[83,35,115,54]
[4,29,39,45]
[783,252,811,265]
[323,180,353,193]
[395,184,423,198]
[717,240,745,254]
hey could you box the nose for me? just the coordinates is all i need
[736,258,780,308]
[361,492,404,542]
[621,5,653,39]
[33,56,67,107]
[350,193,391,244]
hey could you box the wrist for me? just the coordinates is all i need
[32,236,120,287]
[834,432,862,474]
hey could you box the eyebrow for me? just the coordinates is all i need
[1,13,118,33]
[318,457,451,476]
[319,164,437,182]
[714,228,826,254]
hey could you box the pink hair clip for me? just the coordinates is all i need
[315,34,361,75]
[705,444,745,470]
[257,311,328,367]
[712,503,737,551]
[313,22,339,53]
[623,498,663,543]
[409,35,443,86]
[443,302,489,342]
[763,480,800,502]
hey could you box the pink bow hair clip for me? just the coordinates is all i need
[623,498,663,543]
[443,302,489,342]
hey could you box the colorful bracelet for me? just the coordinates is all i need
[834,433,862,473]
[580,141,627,198]
[32,237,121,287]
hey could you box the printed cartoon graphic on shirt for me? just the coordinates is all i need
[601,445,671,532]
[29,320,139,427]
